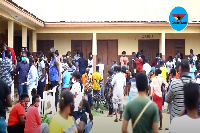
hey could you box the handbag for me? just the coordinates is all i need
[132,100,152,131]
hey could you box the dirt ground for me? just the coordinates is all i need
[91,112,170,133]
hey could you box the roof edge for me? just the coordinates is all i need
[2,0,44,26]
[44,22,200,28]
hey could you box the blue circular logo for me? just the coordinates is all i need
[169,6,188,31]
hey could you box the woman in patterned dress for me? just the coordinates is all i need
[105,69,114,117]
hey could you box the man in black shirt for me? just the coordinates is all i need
[0,79,12,132]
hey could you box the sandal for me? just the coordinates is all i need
[119,118,122,121]
[159,127,162,130]
[114,119,118,122]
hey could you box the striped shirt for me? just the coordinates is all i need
[165,75,192,121]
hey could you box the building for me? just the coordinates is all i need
[0,0,200,78]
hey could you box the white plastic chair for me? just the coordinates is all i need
[40,86,57,115]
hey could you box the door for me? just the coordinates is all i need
[138,39,159,65]
[165,39,185,60]
[97,40,118,81]
[37,40,54,57]
[71,40,92,59]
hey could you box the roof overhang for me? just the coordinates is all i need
[44,21,200,28]
[0,0,44,29]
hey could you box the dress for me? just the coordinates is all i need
[105,75,114,110]
[150,76,168,110]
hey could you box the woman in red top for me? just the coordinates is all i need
[135,54,143,72]
[24,95,41,133]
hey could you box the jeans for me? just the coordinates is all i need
[51,81,58,110]
[0,118,7,133]
[93,90,100,107]
[100,80,104,99]
[18,84,28,100]
[84,121,93,133]
[87,93,93,107]
[38,81,44,99]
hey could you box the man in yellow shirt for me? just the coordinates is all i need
[92,66,102,109]
[160,62,168,82]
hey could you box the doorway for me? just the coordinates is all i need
[97,40,118,80]
[138,39,159,65]
[165,39,185,60]
[37,40,54,57]
[71,40,92,59]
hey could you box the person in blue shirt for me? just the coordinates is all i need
[111,60,118,71]
[14,51,30,100]
[74,51,80,70]
[61,65,71,91]
[189,60,196,80]
[0,50,13,88]
[49,47,61,110]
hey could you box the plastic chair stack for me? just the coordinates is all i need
[39,86,57,115]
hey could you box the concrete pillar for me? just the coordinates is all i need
[8,20,14,48]
[22,26,27,47]
[32,31,37,58]
[92,33,97,72]
[32,31,37,52]
[160,33,165,60]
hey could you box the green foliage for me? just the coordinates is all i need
[93,103,108,111]
[41,113,52,124]
[91,110,101,116]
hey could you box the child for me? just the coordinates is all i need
[128,74,138,101]
[61,65,71,91]
[70,71,83,111]
[189,60,196,80]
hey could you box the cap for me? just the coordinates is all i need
[113,60,117,63]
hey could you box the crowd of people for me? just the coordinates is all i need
[0,41,200,133]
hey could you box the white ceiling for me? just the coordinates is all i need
[0,3,41,27]
[12,0,200,22]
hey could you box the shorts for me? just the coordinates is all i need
[112,95,123,112]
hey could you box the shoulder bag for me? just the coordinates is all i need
[132,100,152,132]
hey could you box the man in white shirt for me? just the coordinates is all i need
[143,58,151,76]
[166,56,175,74]
[88,53,93,74]
[169,82,200,133]
[111,65,126,122]
[96,58,105,100]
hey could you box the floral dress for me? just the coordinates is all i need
[84,73,93,95]
[105,75,114,107]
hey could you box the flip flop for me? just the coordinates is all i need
[159,127,162,130]
[114,119,118,122]
[119,119,122,121]
[165,128,169,130]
